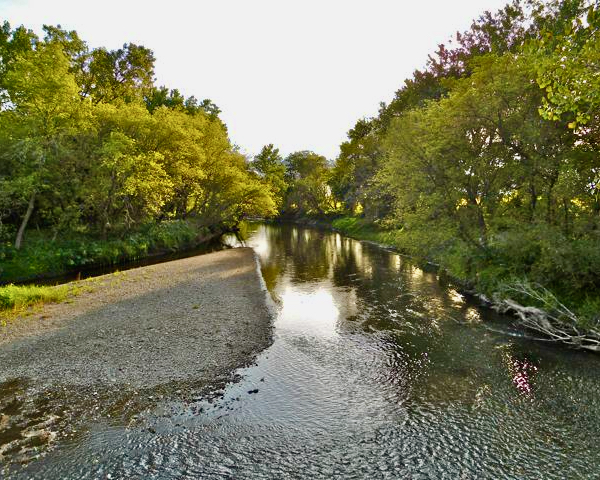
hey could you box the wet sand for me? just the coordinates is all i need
[0,248,274,471]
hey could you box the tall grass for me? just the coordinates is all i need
[0,284,70,312]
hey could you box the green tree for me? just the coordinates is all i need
[284,151,333,215]
[536,4,600,128]
[330,119,384,217]
[82,43,155,103]
[382,53,577,252]
[253,144,288,211]
[1,42,90,248]
[0,22,36,105]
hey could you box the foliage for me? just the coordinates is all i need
[283,151,335,216]
[252,144,288,211]
[331,216,404,251]
[0,220,207,283]
[535,3,600,127]
[323,1,600,337]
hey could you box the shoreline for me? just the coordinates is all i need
[0,222,232,286]
[0,247,275,469]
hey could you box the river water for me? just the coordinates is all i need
[3,223,600,479]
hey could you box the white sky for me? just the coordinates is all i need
[1,0,509,159]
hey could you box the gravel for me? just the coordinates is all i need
[0,248,274,388]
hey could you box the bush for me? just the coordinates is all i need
[488,225,600,305]
[330,216,600,330]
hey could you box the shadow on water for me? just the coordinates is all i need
[3,223,600,479]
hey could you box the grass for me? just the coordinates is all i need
[331,216,403,248]
[0,284,72,324]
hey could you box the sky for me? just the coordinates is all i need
[0,0,510,159]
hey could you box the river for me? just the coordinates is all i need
[4,223,600,478]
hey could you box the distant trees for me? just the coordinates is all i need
[282,151,334,216]
[251,147,335,217]
[329,119,383,217]
[252,145,287,211]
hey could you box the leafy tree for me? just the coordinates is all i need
[330,119,385,218]
[253,144,288,211]
[284,151,333,215]
[0,22,36,105]
[381,52,581,248]
[0,21,275,253]
[1,42,90,248]
[536,3,600,128]
[81,43,155,103]
[144,86,221,118]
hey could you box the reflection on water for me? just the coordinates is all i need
[4,223,600,479]
[278,287,340,337]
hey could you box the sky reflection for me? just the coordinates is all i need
[277,285,341,338]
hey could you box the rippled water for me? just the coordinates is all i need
[3,223,600,479]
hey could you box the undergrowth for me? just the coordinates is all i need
[0,220,210,283]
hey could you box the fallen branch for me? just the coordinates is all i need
[492,281,600,353]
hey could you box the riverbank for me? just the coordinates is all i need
[0,220,229,285]
[0,247,273,384]
[282,215,600,352]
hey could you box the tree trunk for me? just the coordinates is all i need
[529,179,537,222]
[562,197,570,236]
[15,191,36,250]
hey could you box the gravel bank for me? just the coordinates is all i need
[0,248,273,387]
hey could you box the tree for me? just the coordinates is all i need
[81,43,155,103]
[284,151,333,215]
[2,42,90,248]
[253,144,287,211]
[330,119,384,218]
[0,22,36,105]
[382,53,578,254]
[536,3,600,128]
[0,20,278,260]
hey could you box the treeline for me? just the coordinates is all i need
[257,0,600,335]
[0,23,275,259]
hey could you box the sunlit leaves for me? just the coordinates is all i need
[535,4,600,128]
